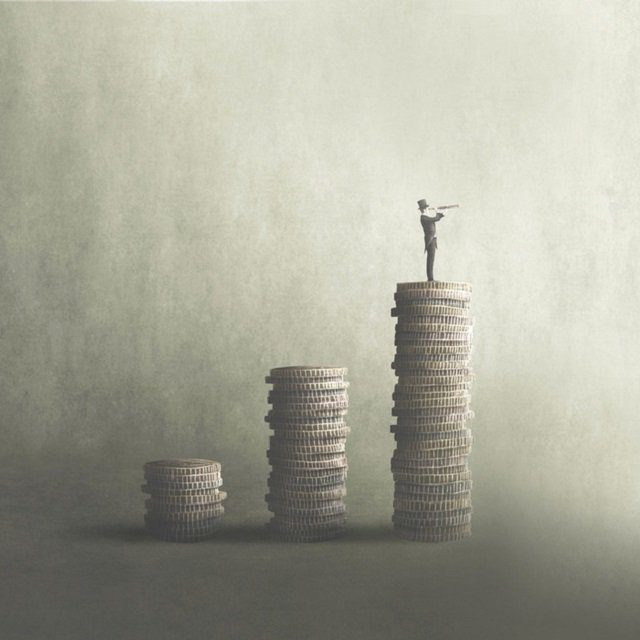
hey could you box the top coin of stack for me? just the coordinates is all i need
[142,458,227,542]
[390,282,474,543]
[265,366,349,542]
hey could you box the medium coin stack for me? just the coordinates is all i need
[390,281,474,542]
[142,458,227,542]
[265,366,349,542]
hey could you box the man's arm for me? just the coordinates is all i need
[421,212,445,222]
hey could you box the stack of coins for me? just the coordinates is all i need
[265,366,349,542]
[142,459,227,542]
[390,281,474,542]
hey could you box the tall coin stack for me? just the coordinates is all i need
[142,458,227,542]
[390,281,474,542]
[265,366,349,542]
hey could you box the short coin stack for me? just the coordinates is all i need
[391,281,474,542]
[142,458,227,542]
[265,366,349,542]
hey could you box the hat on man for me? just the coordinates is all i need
[417,198,428,209]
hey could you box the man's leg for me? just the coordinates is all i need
[427,246,435,281]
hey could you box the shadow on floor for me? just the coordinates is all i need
[68,521,398,544]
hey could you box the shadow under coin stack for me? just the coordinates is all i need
[391,281,474,542]
[265,366,349,542]
[142,458,227,542]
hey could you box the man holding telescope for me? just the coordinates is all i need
[417,198,459,281]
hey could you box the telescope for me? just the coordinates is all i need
[427,204,459,211]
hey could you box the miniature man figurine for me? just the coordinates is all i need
[418,198,444,281]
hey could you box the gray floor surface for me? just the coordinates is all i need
[3,462,639,640]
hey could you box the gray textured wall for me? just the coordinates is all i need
[1,0,639,554]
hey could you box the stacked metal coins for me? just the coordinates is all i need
[142,458,227,542]
[265,366,349,542]
[390,281,474,542]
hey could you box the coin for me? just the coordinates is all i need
[268,473,347,488]
[394,339,473,351]
[267,502,347,518]
[393,385,471,398]
[391,305,471,318]
[145,526,220,540]
[392,469,472,484]
[145,508,224,523]
[269,427,351,441]
[396,281,472,292]
[145,498,227,515]
[267,484,347,497]
[393,422,473,436]
[394,479,473,500]
[267,380,350,391]
[394,408,474,421]
[268,366,347,379]
[392,445,472,460]
[145,493,227,505]
[266,492,346,505]
[268,400,349,413]
[392,447,470,461]
[266,407,349,419]
[392,510,472,528]
[393,409,471,422]
[393,495,472,512]
[143,479,223,492]
[395,385,472,397]
[393,353,471,364]
[395,343,472,355]
[268,457,348,471]
[394,341,472,351]
[395,324,473,337]
[393,395,471,408]
[395,339,471,350]
[393,363,471,375]
[141,483,224,496]
[394,316,474,327]
[269,388,349,400]
[268,447,347,458]
[265,486,347,502]
[144,470,223,484]
[395,371,474,384]
[391,458,469,473]
[267,449,347,461]
[394,523,472,542]
[392,397,470,411]
[143,459,221,476]
[395,387,472,399]
[392,424,471,437]
[394,426,472,441]
[393,440,472,453]
[269,388,348,399]
[145,518,222,530]
[393,458,469,470]
[269,467,348,480]
[394,298,470,310]
[266,413,348,425]
[395,319,474,332]
[397,302,470,313]
[266,495,345,510]
[394,289,471,301]
[268,441,346,455]
[393,439,472,452]
[269,515,347,529]
[395,330,472,341]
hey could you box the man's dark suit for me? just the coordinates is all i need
[420,212,444,281]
